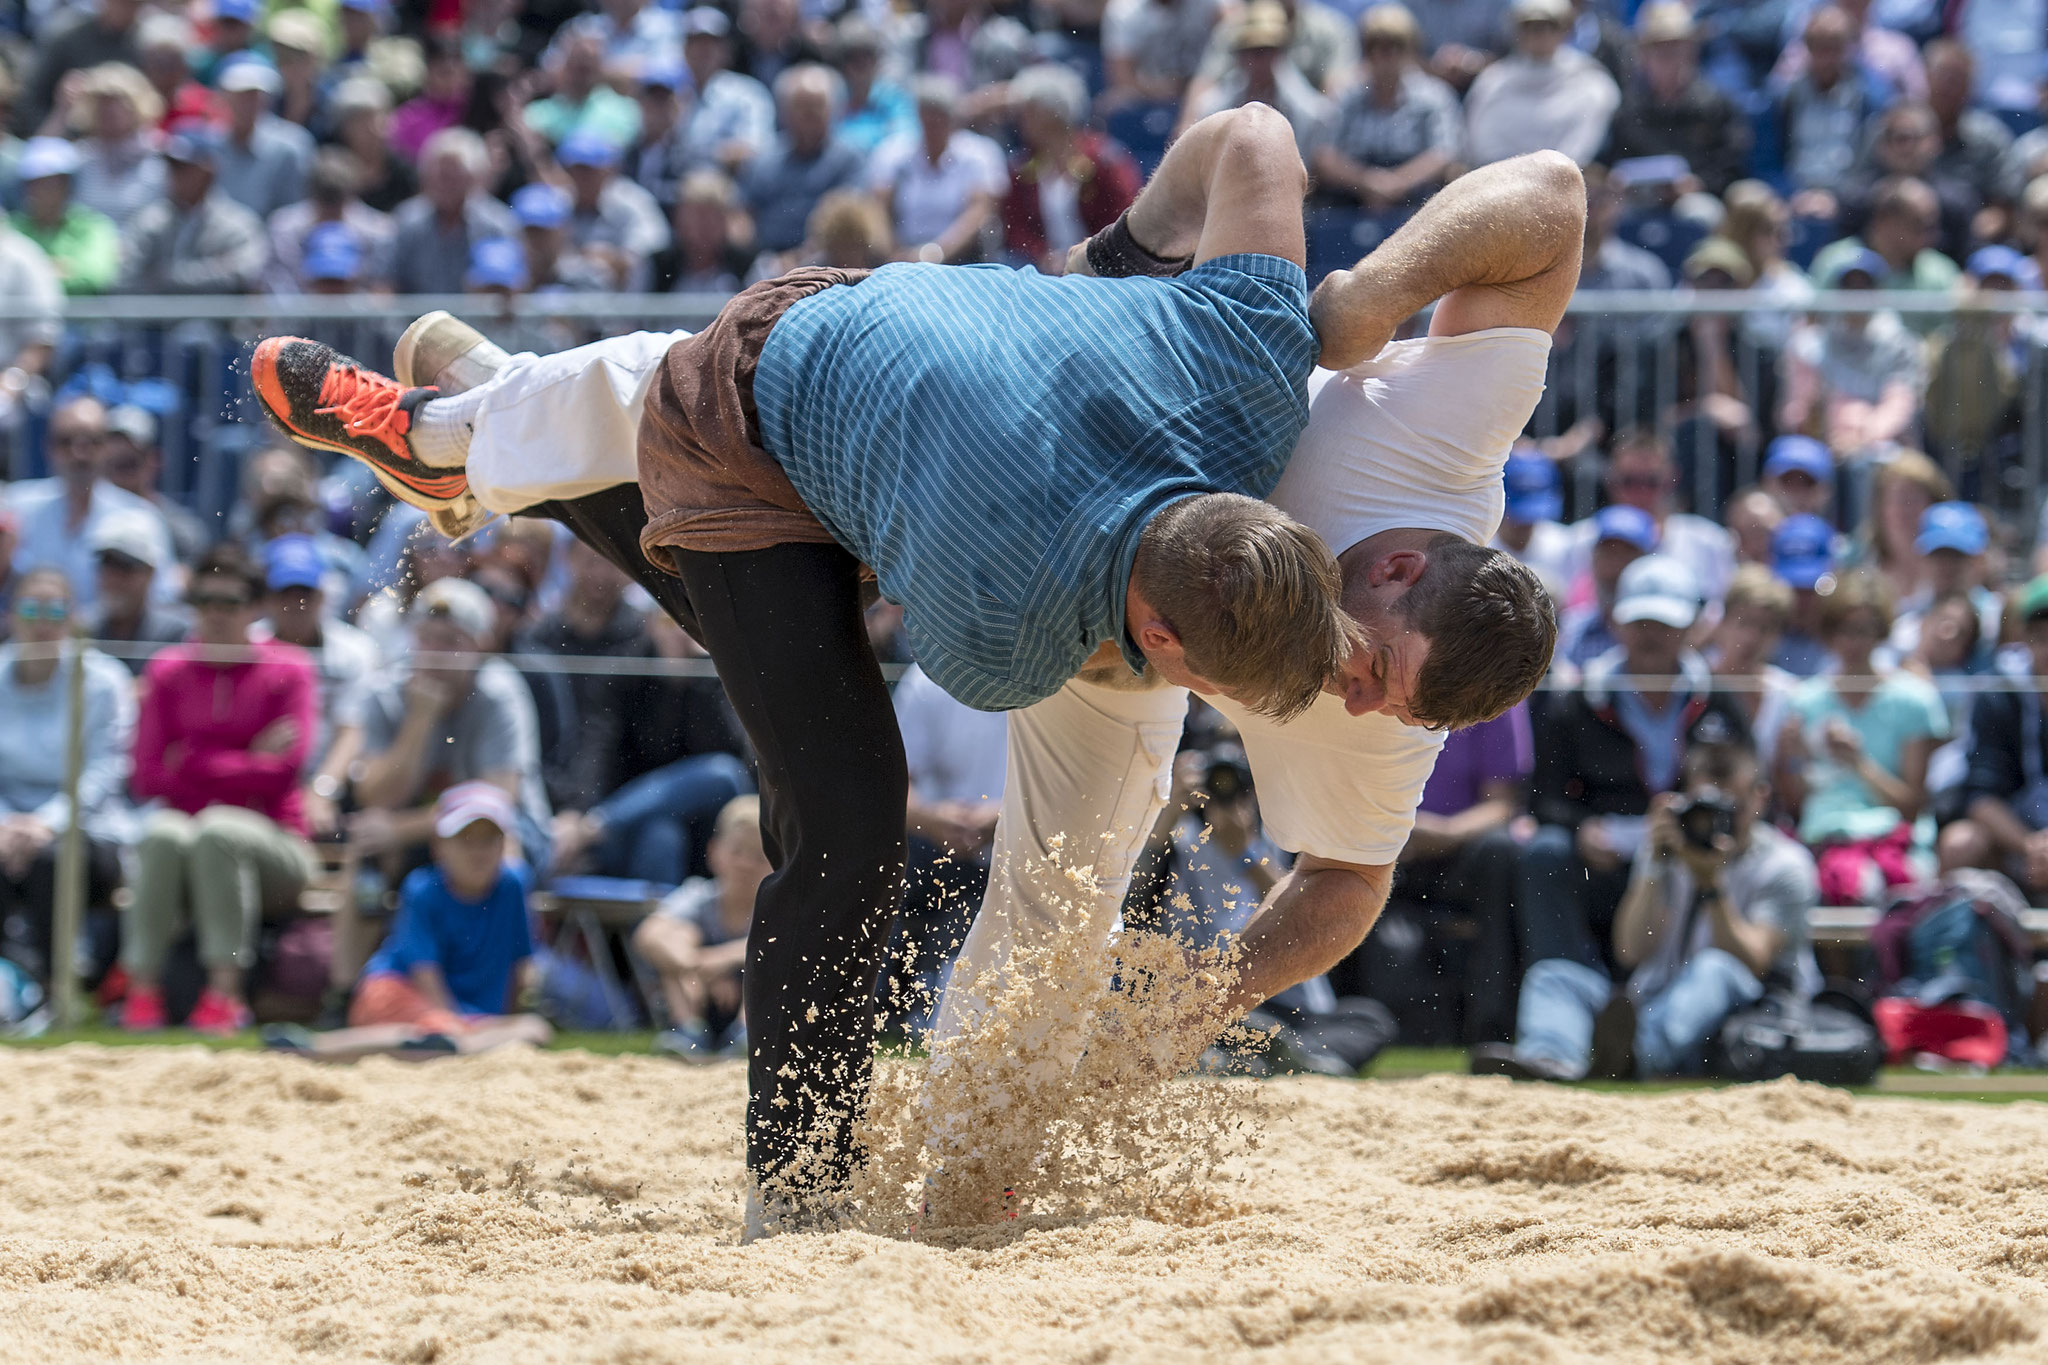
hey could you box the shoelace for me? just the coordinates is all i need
[315,364,411,448]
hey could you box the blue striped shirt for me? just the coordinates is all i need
[753,253,1316,711]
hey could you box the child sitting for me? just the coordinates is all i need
[632,795,767,1061]
[350,782,538,1036]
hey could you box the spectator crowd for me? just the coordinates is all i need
[2,0,2048,1075]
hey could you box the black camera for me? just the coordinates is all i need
[1201,747,1254,803]
[1669,787,1737,852]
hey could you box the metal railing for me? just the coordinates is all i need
[0,286,2041,529]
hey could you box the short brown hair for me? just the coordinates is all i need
[1391,536,1556,730]
[1131,494,1359,723]
[1724,563,1793,631]
[1817,569,1895,638]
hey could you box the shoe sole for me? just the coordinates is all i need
[251,337,468,511]
[394,310,509,394]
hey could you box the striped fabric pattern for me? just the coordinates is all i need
[753,253,1317,712]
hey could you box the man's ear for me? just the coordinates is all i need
[1133,618,1183,658]
[1369,548,1430,590]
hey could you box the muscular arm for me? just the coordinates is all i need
[1079,103,1308,269]
[1310,149,1585,369]
[1225,852,1393,1013]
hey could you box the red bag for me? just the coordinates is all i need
[1872,997,2008,1068]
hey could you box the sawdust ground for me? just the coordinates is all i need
[5,1046,2048,1362]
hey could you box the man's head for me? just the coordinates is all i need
[83,61,157,140]
[1591,503,1659,600]
[1762,434,1833,518]
[564,536,630,614]
[264,533,327,647]
[1865,176,1938,267]
[1329,533,1556,729]
[212,0,257,56]
[420,127,489,217]
[1635,1,1697,101]
[1360,3,1420,81]
[421,34,471,102]
[431,781,514,901]
[1231,0,1290,86]
[1713,564,1791,674]
[1916,501,1987,597]
[1726,487,1784,566]
[11,568,73,649]
[1604,430,1675,515]
[557,133,620,212]
[1126,493,1359,723]
[218,57,279,138]
[162,129,219,210]
[1925,39,1973,127]
[410,576,494,694]
[1918,592,1980,672]
[1612,554,1700,677]
[683,6,735,87]
[269,10,330,87]
[2021,575,2048,680]
[776,64,843,158]
[1012,63,1087,150]
[638,62,685,137]
[707,794,771,904]
[187,542,266,651]
[1510,0,1569,61]
[1679,733,1767,850]
[48,396,108,496]
[1502,448,1562,528]
[340,0,386,52]
[89,507,162,624]
[553,21,606,99]
[1803,6,1853,88]
[513,181,572,273]
[1873,102,1940,177]
[17,137,81,228]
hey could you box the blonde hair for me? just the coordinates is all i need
[1863,450,1954,569]
[1724,564,1793,631]
[1717,179,1786,271]
[713,794,762,847]
[80,61,163,129]
[1130,493,1361,723]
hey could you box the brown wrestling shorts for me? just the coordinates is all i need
[635,266,871,574]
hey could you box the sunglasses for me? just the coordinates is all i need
[14,599,69,622]
[189,592,252,611]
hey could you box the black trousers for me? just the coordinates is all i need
[531,485,906,1191]
[0,835,124,984]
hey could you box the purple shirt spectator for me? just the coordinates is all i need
[1418,701,1534,817]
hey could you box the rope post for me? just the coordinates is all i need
[49,629,88,1030]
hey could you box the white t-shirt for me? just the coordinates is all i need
[893,663,1008,808]
[1212,326,1552,866]
[868,130,1008,248]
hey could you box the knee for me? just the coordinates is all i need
[137,810,195,860]
[1522,956,1601,993]
[1937,819,1995,874]
[702,752,751,798]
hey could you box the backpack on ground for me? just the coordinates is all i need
[1870,871,2035,1065]
[1709,984,1885,1086]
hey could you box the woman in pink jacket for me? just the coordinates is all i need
[121,543,319,1035]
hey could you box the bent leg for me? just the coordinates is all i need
[1633,948,1764,1078]
[460,330,687,514]
[1511,957,1613,1075]
[932,676,1187,1062]
[671,541,905,1194]
[123,810,197,981]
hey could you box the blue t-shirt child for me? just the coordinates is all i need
[364,862,536,1016]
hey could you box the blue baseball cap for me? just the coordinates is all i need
[160,126,219,169]
[1502,449,1562,525]
[1772,513,1837,590]
[264,534,326,592]
[511,181,571,229]
[1824,247,1890,288]
[640,61,687,91]
[556,132,621,168]
[340,0,389,12]
[1763,434,1832,485]
[301,223,363,282]
[1592,503,1659,553]
[1966,244,2042,288]
[1916,501,1988,556]
[466,236,527,290]
[214,0,261,24]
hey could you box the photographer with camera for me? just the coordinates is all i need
[1474,734,1819,1081]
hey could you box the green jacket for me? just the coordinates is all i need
[11,205,120,296]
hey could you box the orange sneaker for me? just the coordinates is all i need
[251,336,468,511]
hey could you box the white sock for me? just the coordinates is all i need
[409,387,486,467]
